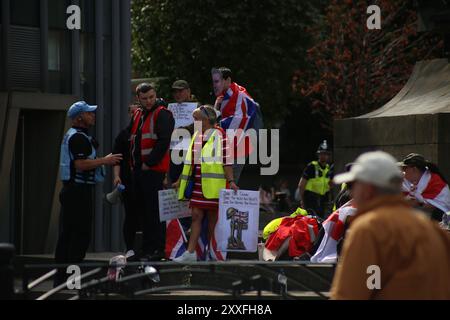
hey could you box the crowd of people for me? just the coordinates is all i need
[54,67,261,283]
[54,65,450,299]
[261,151,450,299]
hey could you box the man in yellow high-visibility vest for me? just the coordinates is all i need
[297,140,333,218]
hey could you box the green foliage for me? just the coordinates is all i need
[293,0,444,130]
[131,0,322,127]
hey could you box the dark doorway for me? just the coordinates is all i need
[11,109,66,254]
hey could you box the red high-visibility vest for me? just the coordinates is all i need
[129,106,170,172]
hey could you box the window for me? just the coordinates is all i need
[48,31,61,71]
[10,26,40,89]
[48,29,71,94]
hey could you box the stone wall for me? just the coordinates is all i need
[334,113,450,180]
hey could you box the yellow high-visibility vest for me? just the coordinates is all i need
[305,161,331,196]
[178,129,226,200]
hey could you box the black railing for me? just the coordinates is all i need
[17,260,334,300]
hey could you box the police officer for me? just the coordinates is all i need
[297,140,333,218]
[55,101,122,285]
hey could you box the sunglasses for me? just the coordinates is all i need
[199,106,209,118]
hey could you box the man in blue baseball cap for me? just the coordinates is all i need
[54,101,123,286]
[67,100,98,118]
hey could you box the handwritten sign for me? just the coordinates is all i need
[216,190,260,252]
[158,189,191,222]
[168,102,197,150]
[168,102,197,128]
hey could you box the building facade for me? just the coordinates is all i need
[0,0,131,254]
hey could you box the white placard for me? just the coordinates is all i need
[168,102,197,150]
[168,102,197,128]
[158,189,191,222]
[216,189,260,252]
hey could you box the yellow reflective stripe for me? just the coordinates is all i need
[179,173,223,180]
[201,173,224,179]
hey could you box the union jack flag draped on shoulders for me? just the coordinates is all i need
[219,82,261,157]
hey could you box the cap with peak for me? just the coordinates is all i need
[397,153,427,168]
[67,101,97,119]
[171,79,190,90]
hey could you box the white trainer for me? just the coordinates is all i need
[173,250,197,262]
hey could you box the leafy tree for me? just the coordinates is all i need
[131,0,323,127]
[292,0,444,131]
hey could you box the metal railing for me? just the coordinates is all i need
[17,260,334,300]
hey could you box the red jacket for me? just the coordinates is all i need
[265,215,319,257]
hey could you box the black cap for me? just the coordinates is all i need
[172,80,189,90]
[398,153,427,167]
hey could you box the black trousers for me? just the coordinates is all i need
[304,190,330,219]
[132,169,166,254]
[54,183,94,285]
[122,183,140,252]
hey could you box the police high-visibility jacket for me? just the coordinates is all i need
[129,106,170,172]
[305,161,331,196]
[60,127,104,184]
[178,128,227,200]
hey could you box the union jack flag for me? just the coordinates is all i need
[165,217,227,261]
[233,210,249,225]
[219,82,261,157]
[165,219,187,260]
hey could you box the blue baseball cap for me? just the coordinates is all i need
[67,101,97,119]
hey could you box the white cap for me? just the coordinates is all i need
[333,151,403,190]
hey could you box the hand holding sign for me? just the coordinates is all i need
[158,189,191,222]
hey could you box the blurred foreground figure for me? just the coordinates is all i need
[331,151,450,300]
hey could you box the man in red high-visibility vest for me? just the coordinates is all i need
[129,82,174,261]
